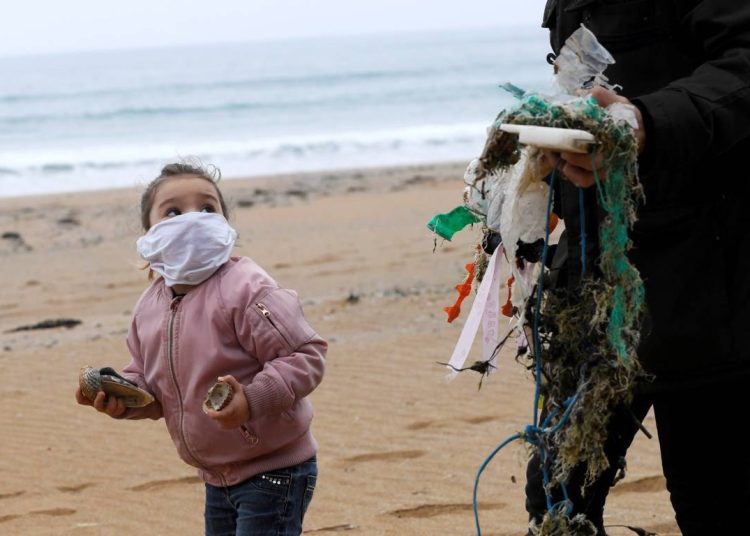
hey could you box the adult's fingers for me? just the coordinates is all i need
[560,152,608,187]
[543,150,561,169]
[587,86,646,154]
[560,161,596,188]
[559,151,603,172]
[543,150,601,187]
[588,86,627,108]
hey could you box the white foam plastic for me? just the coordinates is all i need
[499,124,595,154]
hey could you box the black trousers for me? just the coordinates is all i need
[525,375,750,536]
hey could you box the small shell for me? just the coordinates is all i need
[204,381,233,411]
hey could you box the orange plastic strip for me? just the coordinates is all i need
[501,276,515,317]
[444,262,475,323]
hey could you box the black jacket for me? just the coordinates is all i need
[543,0,750,381]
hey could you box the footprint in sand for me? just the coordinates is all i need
[406,414,497,431]
[31,508,76,516]
[386,502,504,518]
[57,482,94,493]
[313,267,358,277]
[304,523,358,533]
[465,415,498,425]
[611,474,666,494]
[343,450,425,464]
[0,508,76,524]
[129,476,202,492]
[0,390,29,400]
[301,254,341,266]
[405,419,450,431]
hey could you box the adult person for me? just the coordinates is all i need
[524,2,750,535]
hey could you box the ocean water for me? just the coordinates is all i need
[0,26,552,198]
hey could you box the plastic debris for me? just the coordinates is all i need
[553,24,616,94]
[444,262,475,323]
[430,23,647,536]
[427,205,480,241]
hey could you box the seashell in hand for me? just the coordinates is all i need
[79,366,155,408]
[204,380,233,412]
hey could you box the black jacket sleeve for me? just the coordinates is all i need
[633,2,750,177]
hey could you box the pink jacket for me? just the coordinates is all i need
[121,256,326,487]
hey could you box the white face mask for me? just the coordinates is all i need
[136,212,237,287]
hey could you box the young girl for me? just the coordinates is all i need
[75,162,326,536]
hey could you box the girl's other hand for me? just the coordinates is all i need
[75,387,127,418]
[205,375,251,429]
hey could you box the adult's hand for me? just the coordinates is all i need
[544,86,646,188]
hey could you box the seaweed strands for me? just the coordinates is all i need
[529,281,641,488]
[529,512,597,536]
[510,102,644,536]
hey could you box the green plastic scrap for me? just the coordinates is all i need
[500,82,526,99]
[427,205,480,241]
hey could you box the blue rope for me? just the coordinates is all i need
[473,167,563,535]
[530,165,559,518]
[578,186,587,277]
[472,432,523,535]
[532,166,558,427]
[470,391,579,532]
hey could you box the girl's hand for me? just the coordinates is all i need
[205,375,251,429]
[75,387,127,418]
[543,86,646,188]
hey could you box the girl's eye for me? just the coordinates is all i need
[201,205,215,213]
[166,208,181,217]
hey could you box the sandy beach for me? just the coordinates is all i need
[0,163,678,535]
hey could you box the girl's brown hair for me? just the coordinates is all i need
[140,162,230,231]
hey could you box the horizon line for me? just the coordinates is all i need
[0,22,544,60]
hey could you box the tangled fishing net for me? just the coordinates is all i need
[428,26,646,534]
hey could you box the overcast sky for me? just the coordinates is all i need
[1,0,547,57]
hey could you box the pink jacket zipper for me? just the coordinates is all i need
[167,295,228,486]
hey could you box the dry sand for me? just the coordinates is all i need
[0,163,678,535]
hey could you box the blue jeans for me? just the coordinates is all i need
[205,456,317,536]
